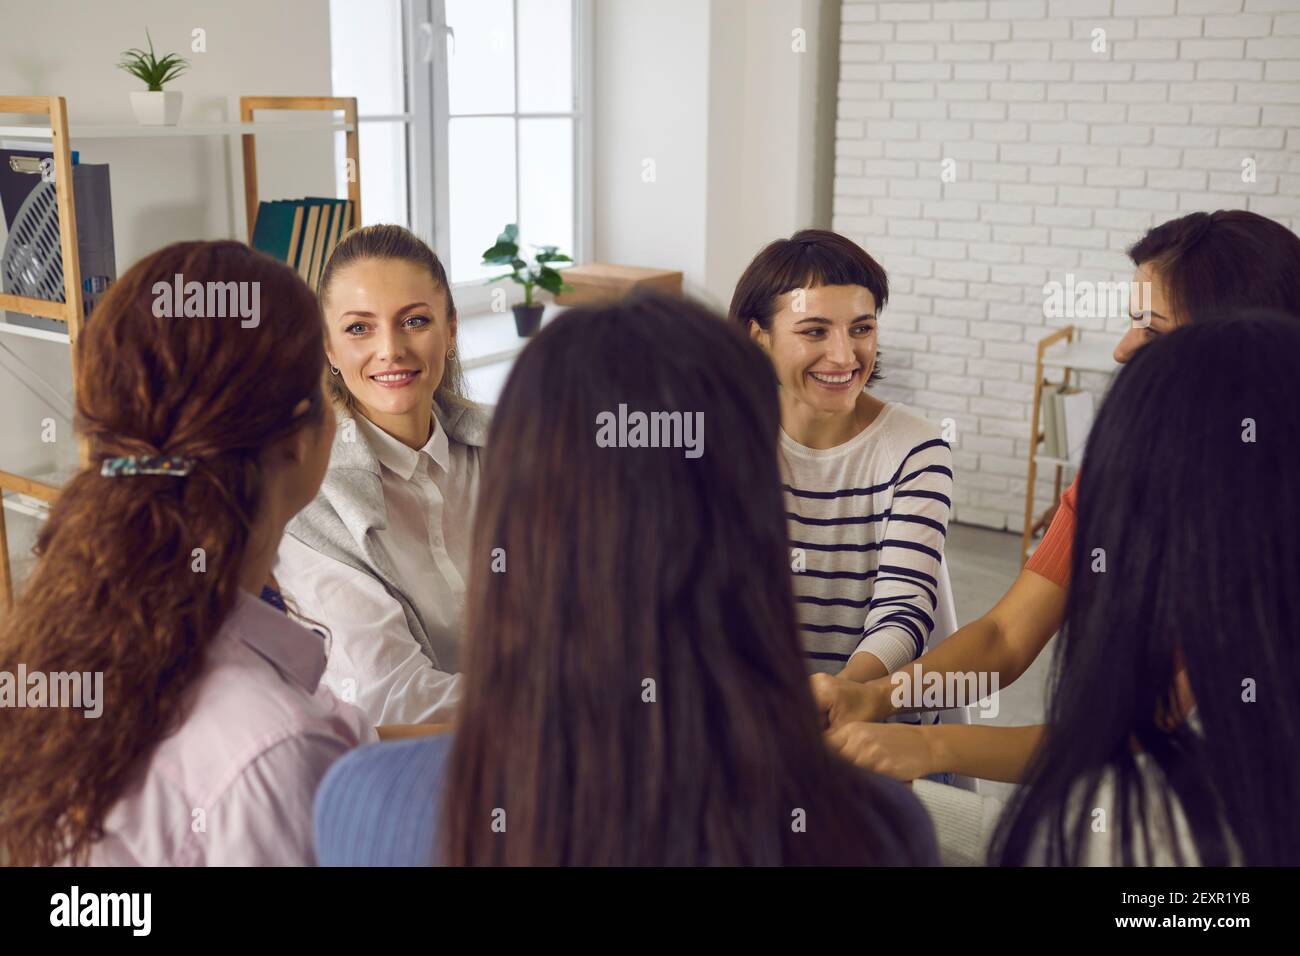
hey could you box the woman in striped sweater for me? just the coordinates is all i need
[729,230,953,685]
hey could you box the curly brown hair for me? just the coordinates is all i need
[0,240,326,865]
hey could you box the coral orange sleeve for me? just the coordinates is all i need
[1025,476,1078,590]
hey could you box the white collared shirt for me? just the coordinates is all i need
[355,413,479,674]
[275,412,481,725]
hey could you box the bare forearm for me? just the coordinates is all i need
[867,570,1067,718]
[867,614,1019,717]
[928,723,1045,783]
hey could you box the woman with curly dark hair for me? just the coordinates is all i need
[0,241,374,865]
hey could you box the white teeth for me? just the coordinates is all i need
[373,372,414,382]
[810,370,855,384]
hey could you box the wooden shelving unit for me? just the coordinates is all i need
[1020,326,1118,567]
[0,94,361,611]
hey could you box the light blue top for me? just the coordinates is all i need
[315,733,454,867]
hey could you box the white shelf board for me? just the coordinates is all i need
[0,321,70,345]
[1,493,49,520]
[0,467,71,521]
[0,120,353,140]
[1041,339,1118,374]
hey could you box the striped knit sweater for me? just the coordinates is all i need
[780,402,954,676]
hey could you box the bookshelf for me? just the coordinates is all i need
[1020,326,1118,567]
[0,94,361,611]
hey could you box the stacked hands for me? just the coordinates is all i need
[811,667,1199,783]
[811,673,937,783]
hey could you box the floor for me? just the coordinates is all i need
[943,521,1056,803]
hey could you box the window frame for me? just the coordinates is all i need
[398,0,592,314]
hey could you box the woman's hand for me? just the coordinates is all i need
[809,673,892,727]
[825,721,938,782]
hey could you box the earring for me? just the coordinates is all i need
[447,348,456,361]
[330,366,340,375]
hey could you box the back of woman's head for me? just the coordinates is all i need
[1129,210,1300,325]
[996,311,1300,866]
[442,292,919,865]
[0,240,326,865]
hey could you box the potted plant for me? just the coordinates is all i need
[481,223,574,337]
[118,30,189,126]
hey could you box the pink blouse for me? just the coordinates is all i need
[86,589,376,865]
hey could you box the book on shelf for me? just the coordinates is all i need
[1057,387,1095,465]
[248,200,303,265]
[250,197,353,291]
[295,204,320,284]
[1040,384,1063,459]
[1039,383,1095,465]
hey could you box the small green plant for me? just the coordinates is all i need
[117,30,189,91]
[481,223,574,306]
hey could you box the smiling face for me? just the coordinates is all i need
[748,284,879,418]
[1116,262,1178,364]
[323,257,455,434]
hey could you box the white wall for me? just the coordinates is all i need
[593,0,713,296]
[705,0,843,306]
[594,0,841,310]
[0,0,336,568]
[0,0,336,265]
[832,0,1300,532]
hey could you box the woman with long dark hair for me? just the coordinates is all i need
[0,241,375,865]
[314,293,939,865]
[815,210,1300,786]
[994,314,1300,865]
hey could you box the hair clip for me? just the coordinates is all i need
[100,455,196,478]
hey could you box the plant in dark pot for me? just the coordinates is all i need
[481,223,574,337]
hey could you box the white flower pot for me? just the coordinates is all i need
[129,90,183,126]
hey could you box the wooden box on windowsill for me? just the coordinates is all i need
[553,263,683,306]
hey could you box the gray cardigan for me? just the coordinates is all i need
[285,399,492,671]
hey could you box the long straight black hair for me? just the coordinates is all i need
[994,313,1300,866]
[442,292,930,865]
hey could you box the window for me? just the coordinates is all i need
[329,0,591,313]
[329,0,410,229]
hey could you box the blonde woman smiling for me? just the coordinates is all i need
[275,225,491,726]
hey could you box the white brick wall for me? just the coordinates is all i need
[833,0,1300,532]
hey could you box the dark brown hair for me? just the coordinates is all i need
[728,229,889,385]
[1128,210,1300,326]
[317,223,468,410]
[441,292,929,865]
[0,241,326,865]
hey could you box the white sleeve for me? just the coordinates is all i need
[911,779,1004,867]
[275,536,462,726]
